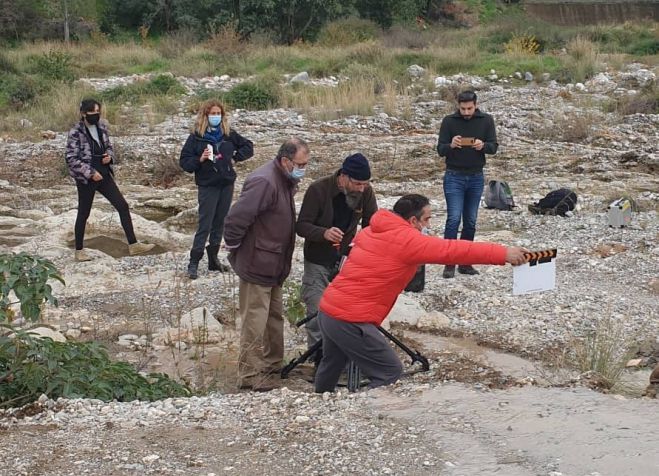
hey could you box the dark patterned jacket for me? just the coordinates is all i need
[65,120,114,184]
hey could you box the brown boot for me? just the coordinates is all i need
[128,242,155,256]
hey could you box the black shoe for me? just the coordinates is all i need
[442,265,456,279]
[187,260,199,279]
[457,265,479,275]
[207,245,230,272]
[187,250,203,279]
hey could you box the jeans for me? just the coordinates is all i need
[442,170,484,241]
[301,260,335,349]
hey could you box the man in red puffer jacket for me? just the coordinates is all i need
[315,194,527,393]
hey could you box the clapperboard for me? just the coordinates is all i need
[512,249,557,295]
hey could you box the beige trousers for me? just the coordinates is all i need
[238,278,284,384]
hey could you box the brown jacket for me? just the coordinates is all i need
[224,158,297,287]
[296,170,377,266]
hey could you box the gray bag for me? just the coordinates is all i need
[484,180,515,210]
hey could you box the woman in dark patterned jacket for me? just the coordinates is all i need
[179,99,254,279]
[65,98,154,262]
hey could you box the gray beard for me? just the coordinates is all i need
[344,192,362,210]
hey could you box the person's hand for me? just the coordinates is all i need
[473,139,484,151]
[323,227,344,244]
[200,147,211,162]
[505,246,529,266]
[101,153,112,165]
[450,135,462,149]
[91,172,103,182]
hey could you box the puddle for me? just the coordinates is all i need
[405,330,543,381]
[67,235,167,258]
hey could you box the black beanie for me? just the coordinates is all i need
[341,153,371,181]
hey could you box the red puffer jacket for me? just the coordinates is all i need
[319,209,507,325]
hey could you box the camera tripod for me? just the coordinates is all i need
[281,313,431,391]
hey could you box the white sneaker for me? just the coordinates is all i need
[74,249,93,262]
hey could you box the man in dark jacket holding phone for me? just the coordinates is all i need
[437,90,498,279]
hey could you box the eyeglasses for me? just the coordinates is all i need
[288,158,308,169]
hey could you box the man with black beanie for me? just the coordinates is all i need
[296,153,378,360]
[437,90,498,279]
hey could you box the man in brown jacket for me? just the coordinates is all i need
[224,137,310,391]
[296,153,377,358]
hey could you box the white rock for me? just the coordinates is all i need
[290,72,310,83]
[26,327,67,343]
[407,64,425,78]
[524,72,534,82]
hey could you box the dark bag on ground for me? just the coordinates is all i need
[405,265,425,292]
[484,180,515,210]
[528,188,577,217]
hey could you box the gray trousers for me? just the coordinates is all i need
[301,260,334,348]
[191,184,234,254]
[314,311,403,393]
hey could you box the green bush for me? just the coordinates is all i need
[29,51,75,82]
[0,252,63,322]
[316,17,380,46]
[224,80,280,110]
[627,38,659,56]
[0,52,16,74]
[0,328,191,408]
[0,73,37,108]
[100,74,186,103]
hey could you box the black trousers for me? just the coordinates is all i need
[191,183,234,256]
[75,175,136,250]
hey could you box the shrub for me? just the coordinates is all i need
[224,80,279,110]
[605,85,659,116]
[29,51,75,82]
[0,73,37,109]
[628,37,659,56]
[316,17,380,46]
[149,152,184,188]
[380,25,434,50]
[562,36,599,83]
[0,328,191,408]
[156,29,200,59]
[0,52,16,74]
[504,33,540,55]
[0,253,63,323]
[283,281,305,326]
[570,315,639,390]
[100,74,185,104]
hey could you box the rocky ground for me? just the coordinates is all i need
[1,62,658,475]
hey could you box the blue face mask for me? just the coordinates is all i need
[290,166,305,181]
[208,115,222,127]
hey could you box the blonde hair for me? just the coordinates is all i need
[193,99,230,136]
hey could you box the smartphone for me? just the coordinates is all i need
[460,137,476,147]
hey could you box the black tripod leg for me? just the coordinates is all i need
[377,326,430,371]
[281,340,322,379]
[347,361,361,392]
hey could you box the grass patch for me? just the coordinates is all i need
[100,74,185,103]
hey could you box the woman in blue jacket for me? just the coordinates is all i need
[179,100,254,279]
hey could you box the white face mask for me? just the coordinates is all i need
[421,227,430,235]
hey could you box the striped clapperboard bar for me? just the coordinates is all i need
[513,249,558,295]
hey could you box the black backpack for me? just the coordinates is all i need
[529,188,577,217]
[484,180,515,210]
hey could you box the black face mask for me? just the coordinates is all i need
[85,113,100,125]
